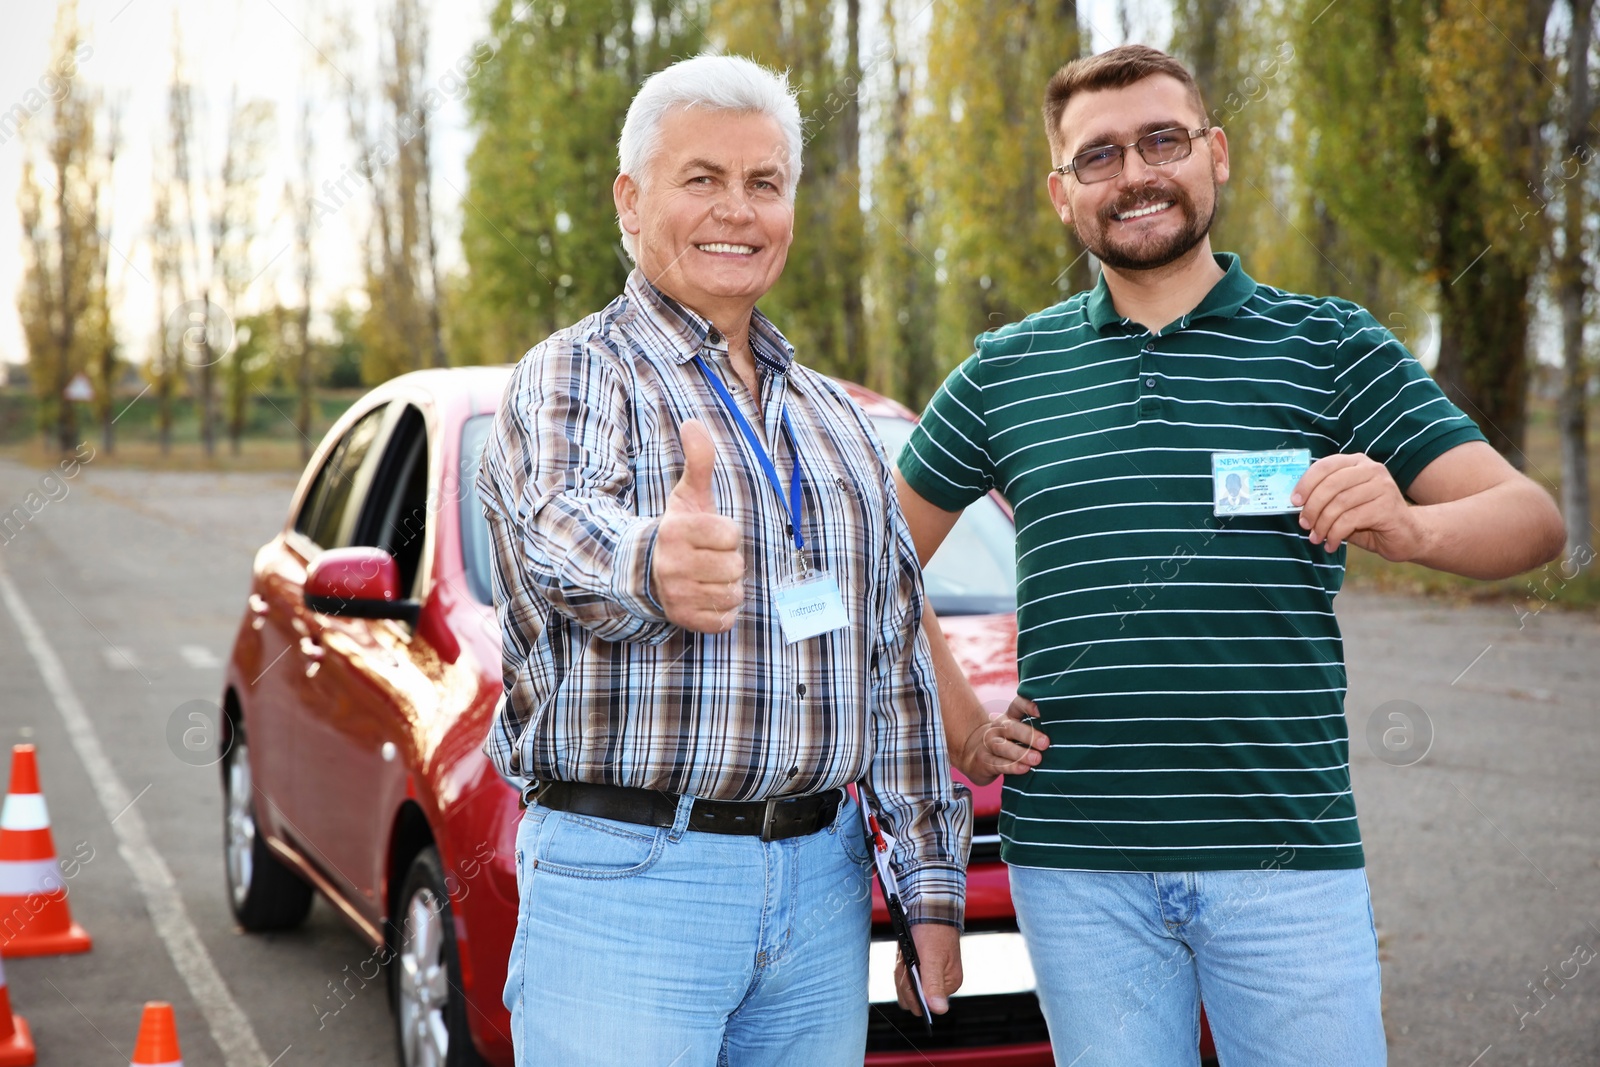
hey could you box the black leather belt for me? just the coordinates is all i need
[533,781,842,842]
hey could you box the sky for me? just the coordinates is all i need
[0,0,1161,372]
[0,0,487,370]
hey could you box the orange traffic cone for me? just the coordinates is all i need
[0,745,91,957]
[0,954,35,1066]
[130,1001,182,1066]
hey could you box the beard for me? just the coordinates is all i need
[1079,181,1217,272]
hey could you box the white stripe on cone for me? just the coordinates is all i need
[0,859,63,896]
[0,794,48,832]
[131,1060,182,1066]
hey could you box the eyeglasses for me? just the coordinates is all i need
[1053,126,1212,184]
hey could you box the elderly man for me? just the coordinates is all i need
[897,44,1564,1067]
[478,54,969,1066]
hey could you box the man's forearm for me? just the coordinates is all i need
[517,507,675,643]
[1407,478,1566,579]
[919,609,992,783]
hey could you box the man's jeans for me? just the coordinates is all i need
[1010,866,1386,1066]
[504,791,873,1066]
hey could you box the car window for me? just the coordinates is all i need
[870,415,1017,617]
[358,405,430,598]
[459,415,495,606]
[294,406,387,550]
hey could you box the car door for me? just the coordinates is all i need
[252,404,389,850]
[297,403,442,914]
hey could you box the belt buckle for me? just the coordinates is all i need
[759,797,785,842]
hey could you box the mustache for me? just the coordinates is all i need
[1102,186,1187,220]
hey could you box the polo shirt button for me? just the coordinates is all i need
[1145,377,1156,388]
[708,328,723,344]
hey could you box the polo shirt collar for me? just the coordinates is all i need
[624,269,796,373]
[1085,252,1255,334]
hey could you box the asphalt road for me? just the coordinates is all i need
[0,457,1595,1067]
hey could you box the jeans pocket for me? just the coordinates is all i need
[532,811,666,880]
[834,796,872,867]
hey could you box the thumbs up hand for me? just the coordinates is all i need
[650,419,745,633]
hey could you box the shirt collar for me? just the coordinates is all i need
[623,269,796,373]
[1085,252,1254,334]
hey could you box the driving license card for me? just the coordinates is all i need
[773,572,849,642]
[1211,449,1313,516]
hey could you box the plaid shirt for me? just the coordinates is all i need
[478,271,969,924]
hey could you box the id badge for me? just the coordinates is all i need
[1211,448,1313,517]
[773,572,849,643]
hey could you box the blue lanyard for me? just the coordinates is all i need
[692,355,804,553]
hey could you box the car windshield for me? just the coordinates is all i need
[457,412,1018,617]
[869,415,1017,617]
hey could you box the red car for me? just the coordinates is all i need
[218,366,1189,1066]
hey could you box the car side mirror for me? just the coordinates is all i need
[304,546,421,626]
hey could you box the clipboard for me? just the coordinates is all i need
[856,791,934,1034]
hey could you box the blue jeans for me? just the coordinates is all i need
[503,791,873,1066]
[1009,866,1386,1066]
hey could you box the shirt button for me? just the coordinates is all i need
[707,328,723,344]
[1145,377,1156,388]
[796,683,807,698]
[787,766,799,778]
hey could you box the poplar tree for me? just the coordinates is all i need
[711,0,868,383]
[1552,0,1596,555]
[344,0,451,382]
[15,0,109,455]
[1295,0,1556,461]
[218,95,276,456]
[865,0,940,406]
[921,0,1089,384]
[146,21,190,456]
[454,0,705,365]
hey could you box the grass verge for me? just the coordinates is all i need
[1342,548,1600,614]
[0,438,311,474]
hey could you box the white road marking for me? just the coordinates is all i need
[180,645,222,670]
[0,555,269,1067]
[103,645,141,670]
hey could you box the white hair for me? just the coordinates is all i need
[616,53,804,260]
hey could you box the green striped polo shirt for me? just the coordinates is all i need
[899,253,1486,872]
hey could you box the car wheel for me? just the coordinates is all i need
[393,847,484,1067]
[222,721,313,930]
